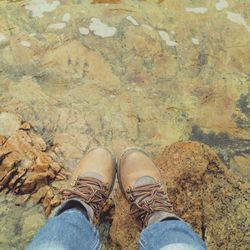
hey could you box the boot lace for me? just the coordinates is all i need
[61,177,109,216]
[127,183,173,229]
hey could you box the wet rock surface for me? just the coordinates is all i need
[0,0,249,249]
[0,195,45,250]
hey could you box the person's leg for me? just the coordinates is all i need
[139,219,206,250]
[27,208,100,250]
[26,147,116,250]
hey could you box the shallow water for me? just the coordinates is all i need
[0,0,249,249]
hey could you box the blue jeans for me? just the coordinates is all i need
[26,209,206,250]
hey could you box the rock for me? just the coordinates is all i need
[53,133,90,160]
[20,122,32,130]
[4,130,35,160]
[41,40,120,86]
[31,186,50,204]
[54,142,83,159]
[44,203,52,217]
[50,195,61,207]
[0,112,21,137]
[0,0,249,248]
[49,162,61,173]
[0,114,67,216]
[29,132,46,151]
[110,188,138,250]
[35,153,53,171]
[55,172,68,181]
[0,151,21,172]
[21,172,54,193]
[110,141,249,249]
[42,189,56,216]
[15,194,30,206]
[51,180,66,190]
[156,142,249,249]
[230,154,250,181]
[0,168,18,191]
[8,168,27,190]
[0,135,6,146]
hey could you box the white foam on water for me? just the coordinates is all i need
[25,0,60,18]
[215,0,228,11]
[62,13,71,22]
[159,30,178,47]
[89,18,116,38]
[126,16,139,26]
[192,38,199,45]
[227,12,250,32]
[79,27,90,35]
[185,7,208,14]
[20,41,31,47]
[47,22,66,30]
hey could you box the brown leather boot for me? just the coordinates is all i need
[118,148,178,230]
[57,147,116,223]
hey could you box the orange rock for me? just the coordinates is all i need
[49,162,61,173]
[33,163,49,173]
[0,135,6,146]
[1,151,22,172]
[35,152,51,167]
[5,130,35,160]
[43,192,55,216]
[29,132,46,151]
[0,114,68,217]
[55,173,67,181]
[46,188,54,199]
[50,195,61,207]
[32,186,51,203]
[20,172,50,193]
[0,168,17,190]
[8,168,27,189]
[44,204,52,217]
[20,122,32,130]
[0,171,6,181]
[0,151,11,167]
[15,194,30,205]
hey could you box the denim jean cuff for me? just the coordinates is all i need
[51,198,95,223]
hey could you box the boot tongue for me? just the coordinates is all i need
[134,176,156,187]
[133,176,157,206]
